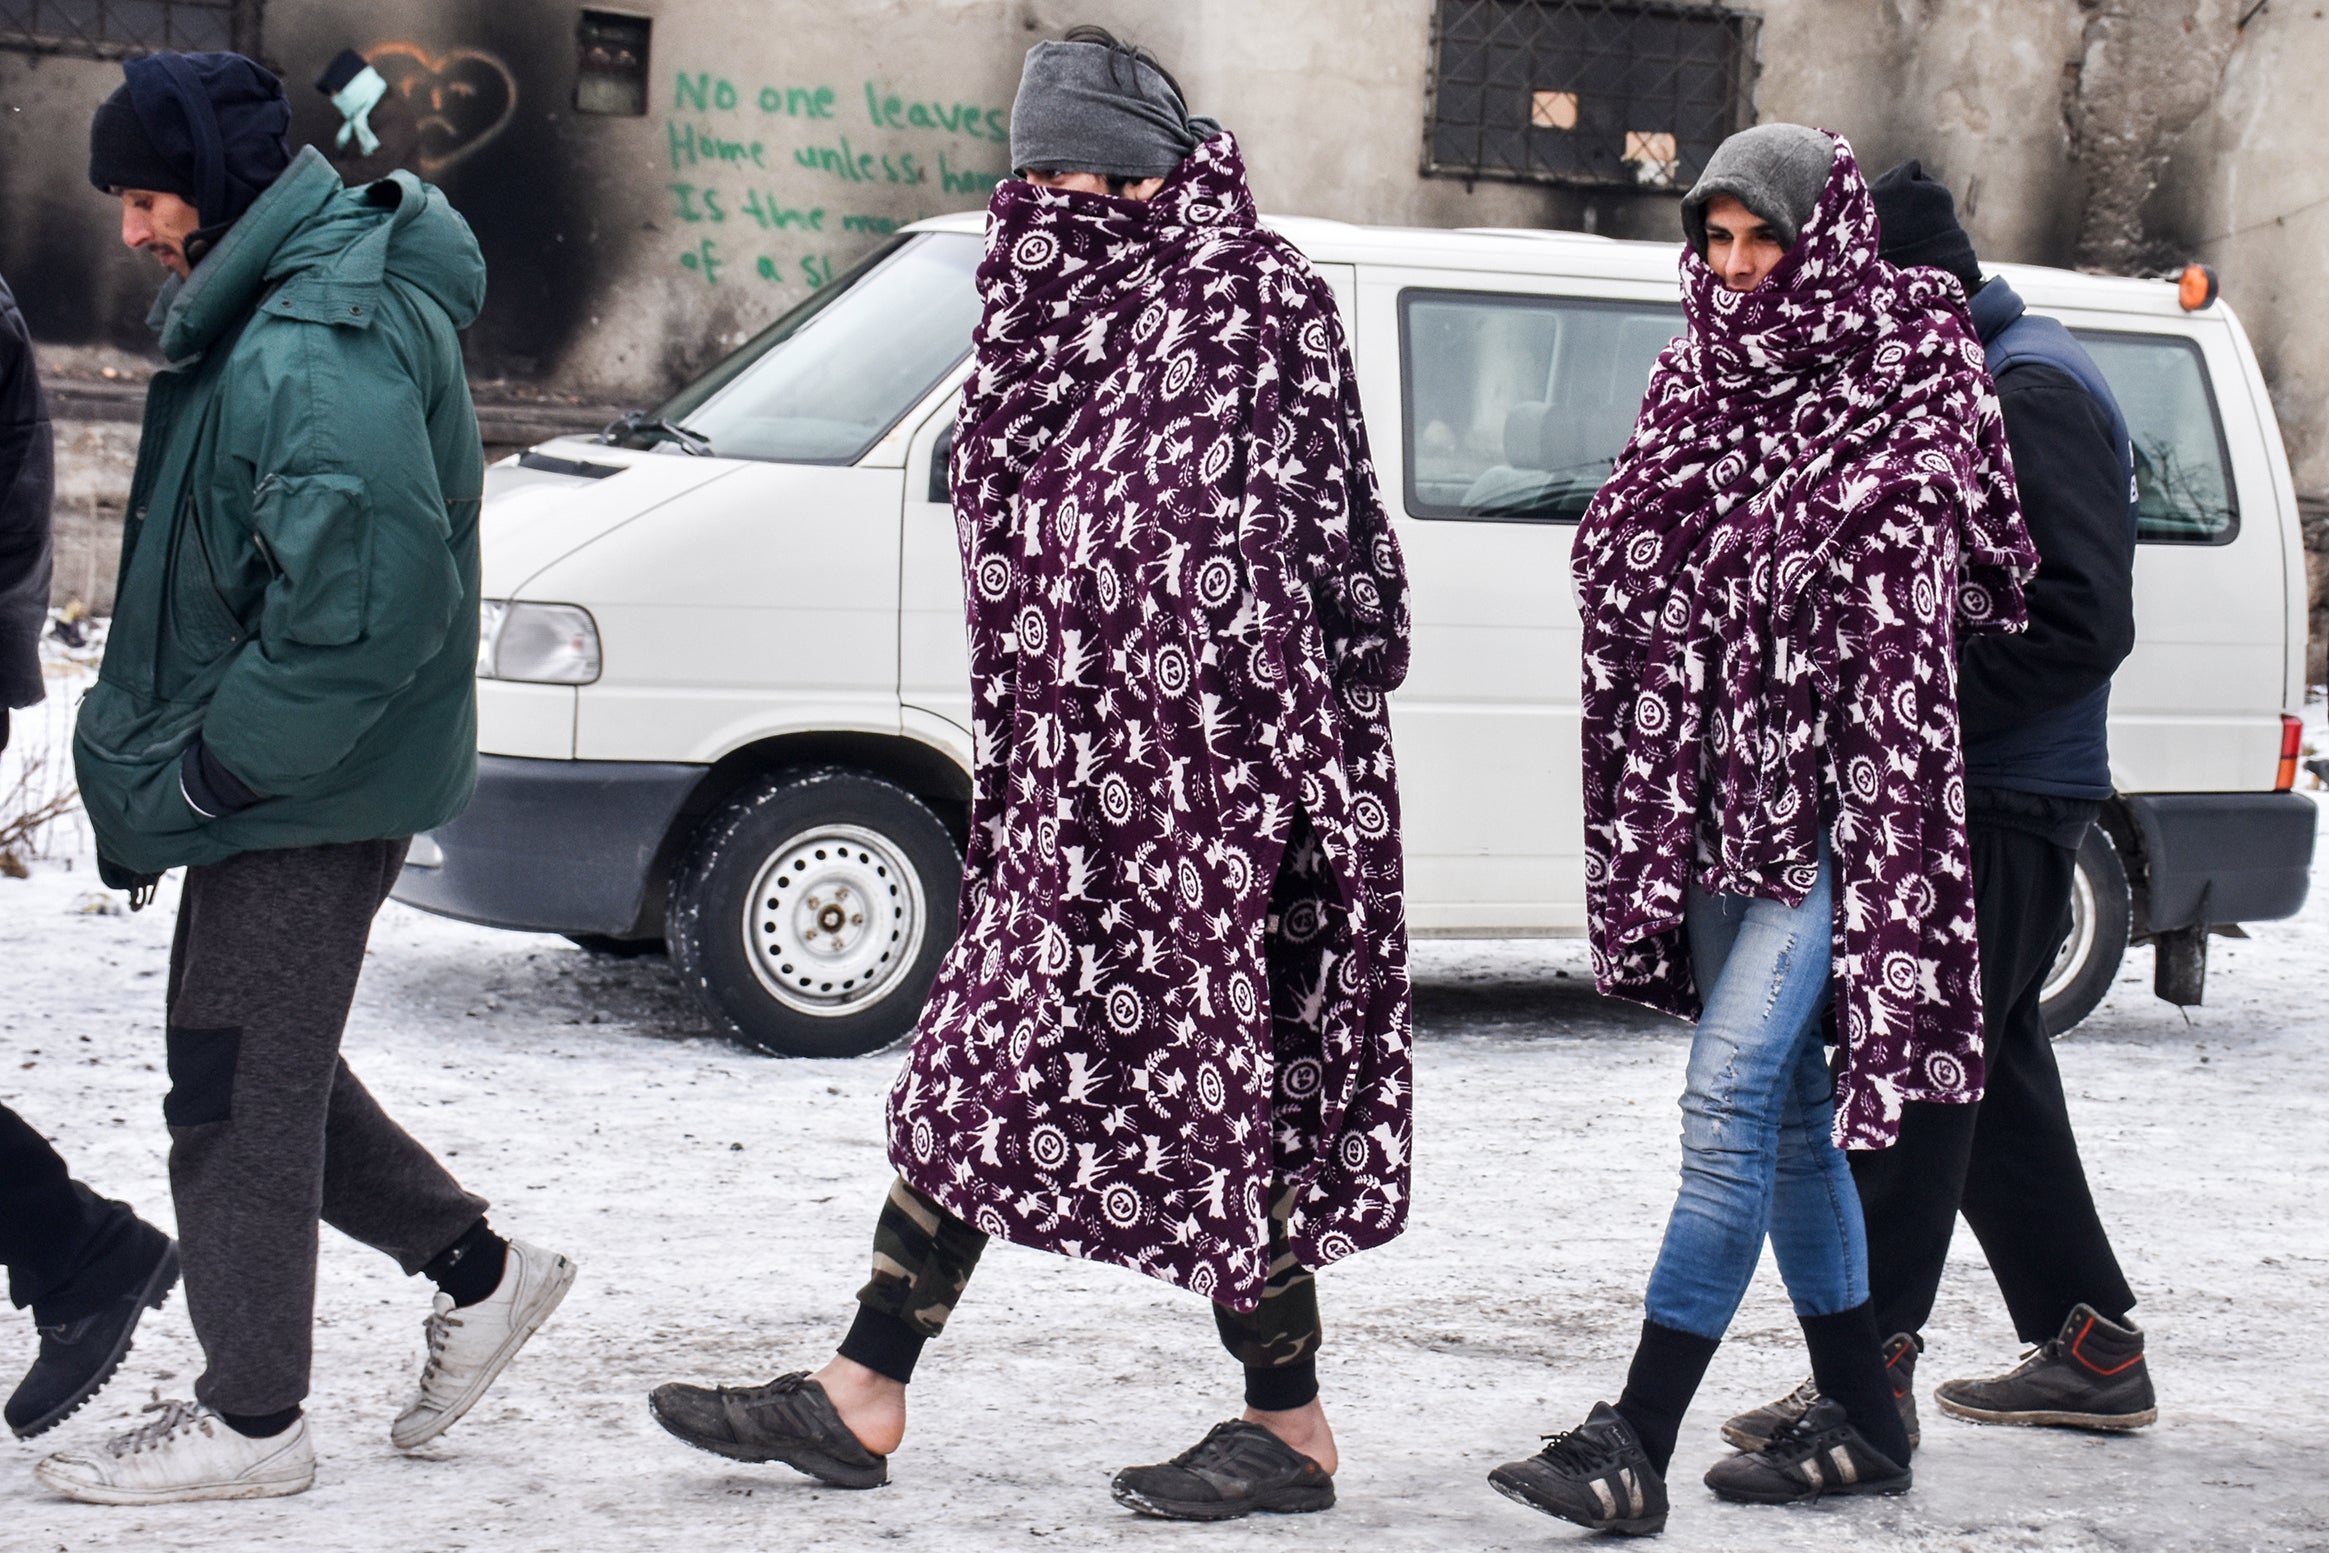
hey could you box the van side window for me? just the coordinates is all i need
[1399,290,1683,523]
[2070,331,2239,545]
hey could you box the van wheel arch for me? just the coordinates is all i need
[629,731,971,943]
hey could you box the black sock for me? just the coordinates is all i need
[1614,1319,1720,1477]
[1244,1357,1319,1413]
[218,1405,301,1439]
[1801,1303,1914,1465]
[837,1304,926,1385]
[421,1219,509,1308]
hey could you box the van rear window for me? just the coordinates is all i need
[2069,331,2238,545]
[1399,290,1683,522]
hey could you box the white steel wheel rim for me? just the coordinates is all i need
[742,823,927,1017]
[2043,858,2099,1007]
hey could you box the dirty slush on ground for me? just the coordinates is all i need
[1,693,2325,1550]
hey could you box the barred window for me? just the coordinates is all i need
[1425,0,1758,191]
[0,0,253,61]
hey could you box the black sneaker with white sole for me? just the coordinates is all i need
[1720,1331,1921,1452]
[1111,1421,1334,1520]
[1703,1397,1912,1505]
[1487,1401,1669,1536]
[1934,1303,2157,1431]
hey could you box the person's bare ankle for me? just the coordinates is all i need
[810,1356,907,1456]
[1243,1398,1338,1476]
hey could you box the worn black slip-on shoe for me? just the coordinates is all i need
[1935,1303,2157,1431]
[1487,1401,1669,1536]
[1721,1332,1922,1452]
[1703,1397,1912,1505]
[7,1238,180,1440]
[647,1371,889,1488]
[1111,1420,1335,1521]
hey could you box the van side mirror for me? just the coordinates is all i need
[927,420,956,504]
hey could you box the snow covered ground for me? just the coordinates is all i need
[3,696,2326,1550]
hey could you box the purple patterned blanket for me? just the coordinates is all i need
[1574,137,2037,1147]
[887,133,1414,1309]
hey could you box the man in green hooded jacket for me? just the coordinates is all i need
[45,52,573,1505]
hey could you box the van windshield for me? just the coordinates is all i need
[643,232,984,464]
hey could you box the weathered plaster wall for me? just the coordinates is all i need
[0,49,177,353]
[0,0,1700,402]
[1752,0,2091,266]
[2,0,2322,512]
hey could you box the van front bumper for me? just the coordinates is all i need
[392,754,706,937]
[2123,791,2317,932]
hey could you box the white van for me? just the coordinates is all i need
[394,214,2317,1056]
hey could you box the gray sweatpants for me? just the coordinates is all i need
[164,838,487,1416]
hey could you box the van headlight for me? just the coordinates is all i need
[478,600,601,684]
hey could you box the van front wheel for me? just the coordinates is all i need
[2040,822,2130,1037]
[667,767,962,1058]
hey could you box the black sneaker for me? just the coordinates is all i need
[1704,1397,1912,1505]
[647,1371,888,1487]
[1487,1401,1668,1536]
[1110,1420,1334,1520]
[6,1237,179,1440]
[1721,1332,1921,1452]
[1934,1303,2157,1431]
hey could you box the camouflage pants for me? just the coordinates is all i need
[854,831,1329,1397]
[856,1174,1322,1371]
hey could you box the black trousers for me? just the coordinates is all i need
[1849,793,2137,1345]
[0,1102,158,1322]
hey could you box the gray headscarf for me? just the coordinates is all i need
[1007,39,1220,182]
[1679,123,1838,257]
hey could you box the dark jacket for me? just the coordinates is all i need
[1,271,55,740]
[1960,278,2138,799]
[73,146,487,877]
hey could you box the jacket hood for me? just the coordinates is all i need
[1967,274,2026,347]
[154,145,486,362]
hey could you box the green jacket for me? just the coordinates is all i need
[75,147,488,878]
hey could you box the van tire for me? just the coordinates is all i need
[667,767,962,1058]
[2041,822,2130,1037]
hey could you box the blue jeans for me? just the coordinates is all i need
[1641,850,1869,1339]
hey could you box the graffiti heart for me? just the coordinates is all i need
[367,42,519,178]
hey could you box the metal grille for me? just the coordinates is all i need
[1425,0,1758,191]
[0,0,253,61]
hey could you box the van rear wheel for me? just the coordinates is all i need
[2041,822,2130,1037]
[667,767,961,1058]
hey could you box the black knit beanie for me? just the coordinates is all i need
[87,52,290,231]
[88,83,192,204]
[1870,159,1982,293]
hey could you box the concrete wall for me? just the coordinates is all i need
[3,0,2323,500]
[0,0,1710,402]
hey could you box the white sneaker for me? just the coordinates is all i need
[391,1238,575,1450]
[34,1396,315,1504]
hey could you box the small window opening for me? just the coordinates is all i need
[576,9,650,117]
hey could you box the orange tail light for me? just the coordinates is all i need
[2276,713,2303,791]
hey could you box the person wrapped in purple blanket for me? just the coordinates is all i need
[650,28,1413,1522]
[1489,126,2035,1535]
